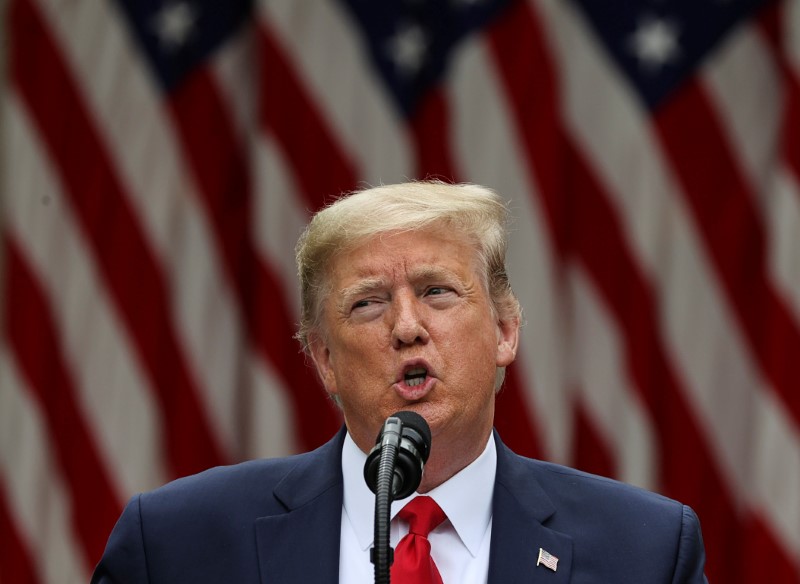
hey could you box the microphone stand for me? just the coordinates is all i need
[366,411,430,584]
[370,418,401,584]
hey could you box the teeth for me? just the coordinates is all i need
[404,367,427,387]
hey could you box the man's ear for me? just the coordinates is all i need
[308,332,339,396]
[495,315,520,368]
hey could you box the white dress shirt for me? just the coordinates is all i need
[339,431,496,584]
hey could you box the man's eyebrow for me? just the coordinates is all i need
[407,265,460,283]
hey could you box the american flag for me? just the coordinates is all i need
[1,0,799,582]
[537,547,559,572]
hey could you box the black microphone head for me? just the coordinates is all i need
[363,411,433,497]
[391,411,431,462]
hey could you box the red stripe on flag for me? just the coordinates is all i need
[483,3,779,580]
[482,8,570,257]
[402,83,544,458]
[9,0,226,478]
[569,134,800,584]
[251,260,343,450]
[569,136,741,582]
[257,23,361,209]
[409,89,463,181]
[563,139,725,500]
[250,22,379,448]
[167,67,341,452]
[166,72,252,283]
[755,2,800,190]
[754,0,782,55]
[0,481,43,584]
[572,398,617,479]
[2,237,122,568]
[743,514,800,582]
[494,363,544,461]
[654,79,800,430]
[783,76,800,186]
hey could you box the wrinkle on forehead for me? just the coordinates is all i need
[326,228,486,317]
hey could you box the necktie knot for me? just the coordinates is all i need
[399,496,447,537]
[392,496,447,584]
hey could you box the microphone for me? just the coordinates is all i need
[364,411,432,584]
[364,411,432,499]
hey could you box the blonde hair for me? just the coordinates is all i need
[295,181,521,353]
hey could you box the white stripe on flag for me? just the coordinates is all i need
[2,93,168,497]
[537,0,800,557]
[790,0,800,66]
[252,134,309,317]
[751,389,800,561]
[211,23,259,147]
[0,349,91,584]
[768,169,800,324]
[37,0,244,458]
[261,0,413,185]
[570,269,658,490]
[247,355,300,460]
[702,25,782,205]
[450,33,572,460]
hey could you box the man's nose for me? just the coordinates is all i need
[390,294,430,349]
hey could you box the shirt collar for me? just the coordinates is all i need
[341,430,496,557]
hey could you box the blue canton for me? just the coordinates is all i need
[569,0,774,111]
[338,0,514,117]
[115,0,252,92]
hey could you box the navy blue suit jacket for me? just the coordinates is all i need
[92,429,707,583]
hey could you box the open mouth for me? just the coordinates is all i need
[404,367,428,387]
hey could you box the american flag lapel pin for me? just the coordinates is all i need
[537,547,559,572]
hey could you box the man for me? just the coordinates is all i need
[93,181,707,583]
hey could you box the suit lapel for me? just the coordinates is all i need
[255,429,346,584]
[252,429,573,583]
[488,434,573,583]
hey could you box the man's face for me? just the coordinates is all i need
[308,227,519,469]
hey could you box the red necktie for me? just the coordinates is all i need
[391,496,447,584]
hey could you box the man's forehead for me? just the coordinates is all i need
[326,228,482,288]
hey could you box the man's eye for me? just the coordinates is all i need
[349,298,386,320]
[425,287,449,296]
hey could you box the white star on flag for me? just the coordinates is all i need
[628,15,681,72]
[537,548,559,572]
[151,1,198,52]
[386,23,428,76]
